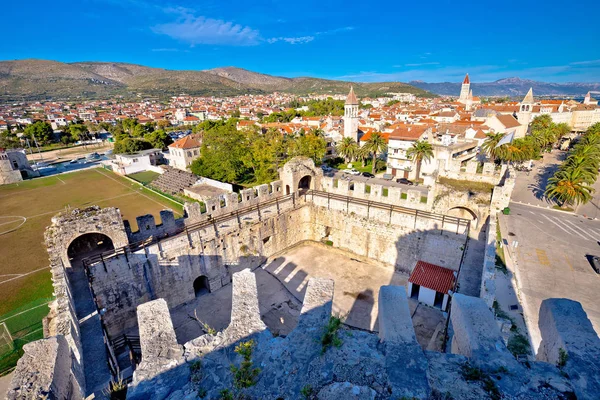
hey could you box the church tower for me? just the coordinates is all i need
[459,74,470,103]
[516,87,534,137]
[343,86,359,142]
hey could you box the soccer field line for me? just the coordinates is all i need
[0,302,51,324]
[0,216,26,227]
[94,169,183,215]
[0,266,50,286]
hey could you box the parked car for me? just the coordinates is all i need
[362,172,375,178]
[396,178,414,185]
[321,165,332,171]
[343,168,361,175]
[591,255,600,274]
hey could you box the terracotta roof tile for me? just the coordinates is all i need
[409,261,456,293]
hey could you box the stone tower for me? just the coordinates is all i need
[343,86,359,142]
[517,87,534,134]
[459,74,470,103]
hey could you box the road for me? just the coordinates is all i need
[500,202,600,353]
[510,149,600,219]
[326,169,429,195]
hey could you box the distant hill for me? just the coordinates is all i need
[0,59,432,101]
[409,77,600,97]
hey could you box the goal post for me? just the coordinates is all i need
[0,322,15,356]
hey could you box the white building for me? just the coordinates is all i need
[167,135,202,171]
[385,125,431,179]
[110,149,164,175]
[407,260,456,311]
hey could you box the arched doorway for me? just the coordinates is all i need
[67,233,115,269]
[298,175,312,191]
[447,207,478,228]
[193,275,210,297]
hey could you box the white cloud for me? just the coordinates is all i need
[267,36,314,45]
[152,15,260,46]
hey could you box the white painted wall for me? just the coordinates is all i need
[418,286,437,307]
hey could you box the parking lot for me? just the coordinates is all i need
[500,202,600,352]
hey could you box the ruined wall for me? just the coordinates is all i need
[308,204,466,273]
[320,176,433,212]
[124,210,185,243]
[440,160,507,185]
[87,193,467,338]
[88,199,311,337]
[123,270,591,400]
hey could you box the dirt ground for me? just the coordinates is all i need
[26,142,113,163]
[170,242,446,350]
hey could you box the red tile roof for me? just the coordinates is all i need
[409,261,456,293]
[169,135,201,149]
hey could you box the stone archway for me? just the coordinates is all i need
[298,175,312,191]
[447,207,478,228]
[67,233,115,269]
[193,275,210,297]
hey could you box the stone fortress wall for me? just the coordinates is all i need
[5,157,534,400]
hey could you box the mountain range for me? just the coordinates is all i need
[0,59,431,102]
[409,77,600,97]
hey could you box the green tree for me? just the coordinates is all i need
[336,137,359,162]
[190,125,252,183]
[113,138,152,154]
[362,132,387,174]
[68,124,90,142]
[545,167,593,206]
[144,129,173,149]
[122,118,138,135]
[406,140,434,181]
[23,121,54,145]
[481,132,507,162]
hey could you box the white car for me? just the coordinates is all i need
[343,168,361,175]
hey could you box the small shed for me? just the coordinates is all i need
[407,261,456,311]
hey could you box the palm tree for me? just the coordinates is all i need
[363,132,387,174]
[545,167,594,206]
[336,137,358,163]
[481,132,506,162]
[406,140,434,181]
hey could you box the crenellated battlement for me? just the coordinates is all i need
[8,157,587,400]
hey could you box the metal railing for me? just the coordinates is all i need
[82,192,300,266]
[83,189,470,268]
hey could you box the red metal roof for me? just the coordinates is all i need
[409,261,456,294]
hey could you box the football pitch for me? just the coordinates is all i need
[0,167,183,372]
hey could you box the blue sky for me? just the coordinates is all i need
[4,0,600,83]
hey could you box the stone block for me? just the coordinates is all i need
[256,184,269,198]
[271,180,283,194]
[6,335,83,400]
[128,299,187,400]
[225,269,267,341]
[378,286,416,344]
[370,184,383,200]
[466,160,478,174]
[296,278,334,333]
[240,188,255,202]
[137,214,157,232]
[482,162,495,175]
[407,189,421,204]
[537,298,600,400]
[387,186,402,203]
[353,181,366,198]
[337,179,350,193]
[450,294,516,369]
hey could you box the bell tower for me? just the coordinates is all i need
[343,86,359,142]
[459,74,470,103]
